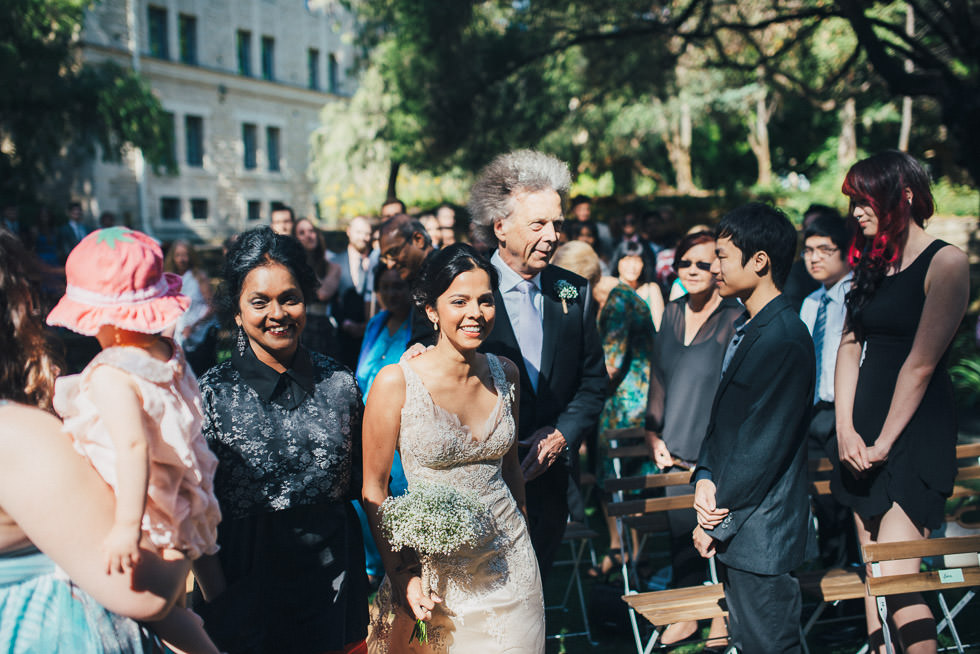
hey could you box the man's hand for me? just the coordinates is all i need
[519,426,566,482]
[400,343,433,361]
[693,479,728,530]
[692,525,717,559]
[645,431,673,470]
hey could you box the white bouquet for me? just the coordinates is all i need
[380,480,490,642]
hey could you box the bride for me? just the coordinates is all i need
[362,243,545,653]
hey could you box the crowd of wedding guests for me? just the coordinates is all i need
[0,148,972,654]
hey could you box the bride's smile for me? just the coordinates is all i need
[426,269,496,350]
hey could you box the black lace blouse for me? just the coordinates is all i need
[198,344,363,521]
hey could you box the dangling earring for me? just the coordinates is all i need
[432,321,439,332]
[236,325,248,355]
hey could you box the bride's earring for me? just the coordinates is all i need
[432,321,439,332]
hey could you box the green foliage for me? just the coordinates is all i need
[0,0,173,200]
[950,333,980,408]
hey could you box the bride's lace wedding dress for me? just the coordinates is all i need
[368,354,545,653]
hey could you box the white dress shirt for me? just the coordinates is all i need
[491,250,544,389]
[800,272,852,404]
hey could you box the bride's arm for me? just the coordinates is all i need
[498,357,526,516]
[361,364,440,619]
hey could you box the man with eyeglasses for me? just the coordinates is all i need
[377,213,437,345]
[799,210,860,577]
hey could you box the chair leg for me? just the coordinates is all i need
[937,591,965,653]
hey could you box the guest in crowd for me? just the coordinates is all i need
[553,241,655,579]
[378,214,437,345]
[569,194,612,258]
[834,151,968,653]
[798,211,859,570]
[295,217,342,358]
[614,240,665,330]
[436,204,457,246]
[380,197,405,218]
[692,203,815,653]
[165,239,220,376]
[30,205,61,267]
[192,227,368,653]
[352,266,413,586]
[98,211,117,229]
[331,216,374,369]
[644,229,740,647]
[471,149,606,580]
[270,205,296,236]
[0,228,191,653]
[566,220,610,275]
[782,204,836,312]
[58,201,89,263]
[420,213,441,248]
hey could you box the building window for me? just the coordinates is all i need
[261,36,275,80]
[185,115,204,167]
[163,111,177,169]
[308,48,320,90]
[237,30,252,76]
[247,200,262,221]
[328,53,338,93]
[148,6,169,59]
[266,127,281,172]
[242,123,257,170]
[190,198,208,221]
[178,14,197,64]
[160,197,180,221]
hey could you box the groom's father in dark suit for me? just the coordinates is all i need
[692,203,815,653]
[469,150,606,580]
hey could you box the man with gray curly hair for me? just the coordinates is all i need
[472,149,606,581]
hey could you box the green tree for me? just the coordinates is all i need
[0,0,174,202]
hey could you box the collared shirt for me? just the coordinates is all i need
[720,311,750,378]
[800,272,852,403]
[491,250,543,388]
[231,340,315,410]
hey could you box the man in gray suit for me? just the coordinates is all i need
[693,203,815,653]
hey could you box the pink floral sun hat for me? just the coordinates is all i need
[47,227,189,336]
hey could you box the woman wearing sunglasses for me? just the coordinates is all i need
[643,230,742,648]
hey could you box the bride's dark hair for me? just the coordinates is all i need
[841,151,934,341]
[0,228,61,410]
[412,243,499,313]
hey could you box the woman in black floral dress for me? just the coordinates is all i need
[191,227,368,654]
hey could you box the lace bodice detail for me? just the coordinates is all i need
[397,354,515,490]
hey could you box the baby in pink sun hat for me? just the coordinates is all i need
[48,227,222,654]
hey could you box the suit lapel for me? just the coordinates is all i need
[485,287,535,396]
[538,268,563,384]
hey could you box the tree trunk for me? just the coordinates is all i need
[747,78,773,187]
[898,4,914,151]
[666,99,696,194]
[386,160,401,202]
[838,97,858,169]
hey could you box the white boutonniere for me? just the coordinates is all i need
[555,279,578,314]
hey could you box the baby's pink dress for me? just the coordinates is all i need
[53,344,221,559]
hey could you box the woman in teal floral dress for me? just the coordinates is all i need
[553,241,656,576]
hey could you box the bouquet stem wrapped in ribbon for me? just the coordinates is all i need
[380,480,490,644]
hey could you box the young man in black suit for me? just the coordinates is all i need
[469,150,606,581]
[692,203,816,653]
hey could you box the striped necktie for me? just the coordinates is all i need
[812,293,831,397]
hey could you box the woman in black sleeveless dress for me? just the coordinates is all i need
[833,151,969,654]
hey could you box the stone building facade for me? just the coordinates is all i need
[79,0,355,241]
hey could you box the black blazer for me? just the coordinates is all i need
[480,264,606,454]
[694,294,815,576]
[330,248,369,325]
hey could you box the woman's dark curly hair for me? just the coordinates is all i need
[0,228,60,410]
[841,151,934,341]
[215,226,318,326]
[412,243,499,314]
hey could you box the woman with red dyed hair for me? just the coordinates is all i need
[833,151,969,653]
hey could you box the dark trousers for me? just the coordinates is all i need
[525,461,569,583]
[808,402,860,569]
[719,563,802,654]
